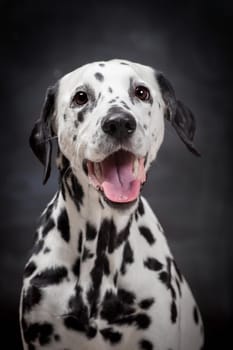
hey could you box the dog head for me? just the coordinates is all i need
[30,59,199,204]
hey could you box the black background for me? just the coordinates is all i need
[1,0,232,348]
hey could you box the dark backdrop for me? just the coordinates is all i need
[1,0,232,348]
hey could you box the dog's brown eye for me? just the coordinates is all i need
[72,91,88,106]
[135,86,150,101]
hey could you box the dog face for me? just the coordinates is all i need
[30,59,199,204]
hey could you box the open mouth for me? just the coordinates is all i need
[86,150,146,203]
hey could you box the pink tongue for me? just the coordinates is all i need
[101,151,141,203]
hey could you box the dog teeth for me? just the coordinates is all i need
[133,158,139,177]
[94,162,102,180]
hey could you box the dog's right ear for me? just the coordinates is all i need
[29,85,57,184]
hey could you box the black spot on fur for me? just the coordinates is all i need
[73,135,77,142]
[120,62,129,65]
[32,239,44,255]
[82,247,94,261]
[65,286,88,333]
[116,217,132,247]
[138,197,145,216]
[54,334,60,341]
[173,259,183,282]
[113,271,118,286]
[111,312,151,329]
[139,298,155,310]
[43,247,51,254]
[94,72,104,82]
[65,174,84,212]
[42,218,55,237]
[86,223,97,240]
[139,226,155,245]
[77,111,84,122]
[72,257,80,278]
[193,306,199,324]
[118,288,135,305]
[86,326,97,338]
[158,271,169,286]
[108,87,113,93]
[87,219,111,317]
[144,257,163,271]
[23,285,42,313]
[101,290,135,323]
[31,266,68,287]
[120,241,134,274]
[78,231,83,253]
[175,277,182,297]
[24,261,37,278]
[109,99,116,103]
[100,327,122,344]
[171,300,177,323]
[108,220,117,254]
[57,208,70,242]
[23,322,54,346]
[120,100,130,110]
[74,120,78,128]
[139,339,153,350]
[99,63,105,67]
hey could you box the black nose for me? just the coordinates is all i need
[101,114,136,140]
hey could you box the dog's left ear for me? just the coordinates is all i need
[156,72,200,156]
[29,85,57,184]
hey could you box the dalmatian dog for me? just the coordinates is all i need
[20,59,204,350]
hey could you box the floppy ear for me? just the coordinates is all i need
[156,72,200,156]
[29,85,57,184]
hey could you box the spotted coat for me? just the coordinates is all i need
[20,59,204,350]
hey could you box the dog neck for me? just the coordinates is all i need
[54,151,138,313]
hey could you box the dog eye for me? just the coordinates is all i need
[72,91,88,106]
[135,86,150,101]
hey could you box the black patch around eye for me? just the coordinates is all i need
[100,327,122,344]
[139,298,155,310]
[24,261,37,278]
[23,285,42,313]
[139,339,154,350]
[144,257,163,271]
[94,72,104,82]
[31,266,68,287]
[57,208,70,242]
[139,226,155,245]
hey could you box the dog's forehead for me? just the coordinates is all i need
[59,59,158,93]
